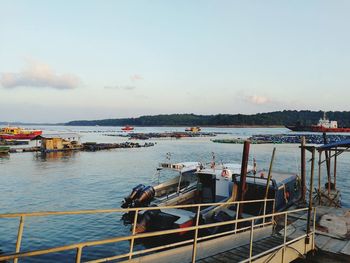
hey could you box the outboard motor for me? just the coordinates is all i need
[121,184,145,208]
[134,186,155,207]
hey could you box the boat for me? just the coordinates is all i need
[286,112,350,133]
[121,161,203,209]
[121,125,134,131]
[185,127,201,132]
[0,146,10,154]
[0,126,42,140]
[135,165,300,235]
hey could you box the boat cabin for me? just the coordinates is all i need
[196,164,253,203]
[236,171,301,213]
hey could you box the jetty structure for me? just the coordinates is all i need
[0,141,318,263]
[290,136,350,262]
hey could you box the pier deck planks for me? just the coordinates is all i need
[197,235,286,262]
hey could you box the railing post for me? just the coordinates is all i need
[249,220,254,263]
[191,205,201,263]
[263,199,267,224]
[75,246,82,263]
[129,209,139,260]
[282,213,288,263]
[235,203,239,233]
[14,216,25,263]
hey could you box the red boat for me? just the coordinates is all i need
[0,127,42,140]
[286,112,350,133]
[121,125,134,131]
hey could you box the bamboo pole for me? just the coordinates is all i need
[264,148,276,200]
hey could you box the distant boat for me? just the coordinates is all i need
[0,146,10,154]
[185,126,201,132]
[286,112,350,133]
[0,126,42,140]
[121,125,134,131]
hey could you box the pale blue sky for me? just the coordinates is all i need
[1,0,350,122]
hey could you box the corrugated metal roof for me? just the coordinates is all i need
[318,139,350,150]
[38,133,81,139]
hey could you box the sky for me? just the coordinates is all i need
[1,0,350,123]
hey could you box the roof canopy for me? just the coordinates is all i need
[318,139,350,151]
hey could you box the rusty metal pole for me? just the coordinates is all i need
[238,140,250,215]
[300,137,306,202]
[322,132,331,194]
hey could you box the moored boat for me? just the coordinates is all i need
[286,112,350,133]
[185,126,201,132]
[135,164,300,235]
[121,161,203,209]
[0,146,10,154]
[0,126,42,140]
[121,125,134,131]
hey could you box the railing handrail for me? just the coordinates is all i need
[0,198,275,218]
[0,206,309,262]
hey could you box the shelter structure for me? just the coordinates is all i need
[37,133,82,152]
[298,137,350,261]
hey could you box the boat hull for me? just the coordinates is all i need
[286,125,350,133]
[0,131,42,140]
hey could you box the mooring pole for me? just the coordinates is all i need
[334,147,337,189]
[300,137,306,202]
[306,148,315,243]
[238,140,250,215]
[323,132,331,194]
[264,147,276,200]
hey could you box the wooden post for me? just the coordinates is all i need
[334,147,337,190]
[264,148,276,200]
[322,133,331,194]
[300,137,306,202]
[306,148,315,243]
[238,140,250,215]
[318,151,322,205]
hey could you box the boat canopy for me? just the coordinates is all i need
[158,162,202,173]
[235,171,298,189]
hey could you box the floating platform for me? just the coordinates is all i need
[286,205,350,262]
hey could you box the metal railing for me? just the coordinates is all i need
[0,199,315,263]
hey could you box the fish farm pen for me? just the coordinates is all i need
[212,134,350,144]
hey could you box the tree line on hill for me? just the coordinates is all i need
[64,111,350,127]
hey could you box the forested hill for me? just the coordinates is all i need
[65,111,350,127]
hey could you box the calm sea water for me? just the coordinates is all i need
[1,126,349,262]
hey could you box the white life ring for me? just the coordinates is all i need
[221,169,232,179]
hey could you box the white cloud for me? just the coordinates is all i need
[0,59,81,90]
[245,95,271,105]
[104,85,136,90]
[130,74,143,81]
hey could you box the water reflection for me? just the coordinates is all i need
[35,151,77,161]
